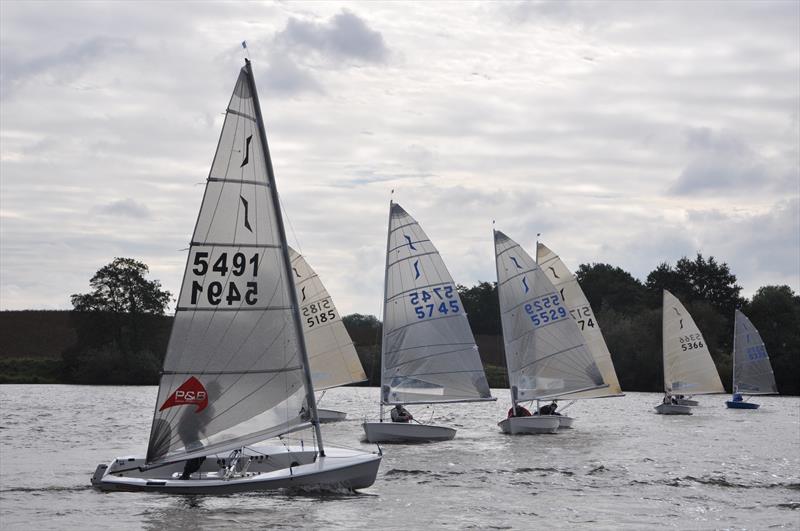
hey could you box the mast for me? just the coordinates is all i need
[379,198,393,420]
[662,290,668,396]
[494,227,516,412]
[244,58,325,456]
[731,310,738,395]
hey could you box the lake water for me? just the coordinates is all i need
[0,385,798,530]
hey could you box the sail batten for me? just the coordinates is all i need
[379,202,493,406]
[536,242,623,399]
[145,61,319,466]
[662,290,725,396]
[494,230,604,402]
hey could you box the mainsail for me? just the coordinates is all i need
[732,309,778,395]
[494,231,605,402]
[662,290,725,395]
[536,242,623,398]
[289,247,367,390]
[146,61,318,465]
[380,202,493,405]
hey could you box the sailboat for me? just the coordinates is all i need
[726,309,778,409]
[655,290,725,415]
[536,242,624,427]
[91,59,381,493]
[494,230,606,435]
[362,202,495,443]
[289,247,368,422]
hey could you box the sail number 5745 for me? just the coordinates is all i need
[410,284,460,319]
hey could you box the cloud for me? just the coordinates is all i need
[260,55,324,95]
[669,127,796,196]
[93,198,151,218]
[275,10,389,64]
[1,36,134,99]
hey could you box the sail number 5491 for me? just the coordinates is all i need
[190,251,259,306]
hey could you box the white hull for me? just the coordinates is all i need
[654,403,692,415]
[674,398,699,406]
[557,415,574,429]
[91,445,381,494]
[362,421,456,443]
[498,416,560,434]
[317,408,348,423]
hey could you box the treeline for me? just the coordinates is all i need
[344,254,800,395]
[1,255,797,395]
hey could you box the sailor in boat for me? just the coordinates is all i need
[507,404,532,418]
[176,381,217,480]
[731,392,744,403]
[663,394,678,405]
[390,404,413,423]
[536,400,560,416]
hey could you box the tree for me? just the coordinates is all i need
[576,263,648,315]
[70,257,171,315]
[744,285,800,395]
[62,258,172,384]
[458,281,501,335]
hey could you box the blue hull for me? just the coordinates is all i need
[726,400,759,409]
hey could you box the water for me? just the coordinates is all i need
[1,385,798,530]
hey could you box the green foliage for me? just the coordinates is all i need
[457,282,500,335]
[743,285,800,395]
[70,257,171,315]
[0,357,62,384]
[576,263,648,315]
[62,258,173,384]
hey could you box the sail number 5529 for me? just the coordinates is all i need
[190,251,259,306]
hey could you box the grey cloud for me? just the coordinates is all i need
[260,55,324,95]
[669,128,795,195]
[1,36,134,99]
[275,10,389,64]
[93,198,151,219]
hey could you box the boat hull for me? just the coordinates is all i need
[317,408,348,423]
[654,403,692,415]
[91,445,381,494]
[557,415,574,429]
[726,400,759,409]
[498,416,560,434]
[362,421,456,443]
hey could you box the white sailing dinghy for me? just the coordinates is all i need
[362,202,495,443]
[536,242,624,428]
[494,231,606,435]
[655,290,725,415]
[289,247,368,422]
[91,60,381,493]
[725,309,778,409]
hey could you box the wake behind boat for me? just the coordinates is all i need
[655,290,725,415]
[362,202,495,443]
[91,59,380,493]
[493,230,606,435]
[726,309,778,409]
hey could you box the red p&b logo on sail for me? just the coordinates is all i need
[159,376,209,413]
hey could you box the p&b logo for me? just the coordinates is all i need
[159,376,209,413]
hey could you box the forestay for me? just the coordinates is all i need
[662,290,725,395]
[537,242,623,399]
[494,231,604,401]
[146,65,310,465]
[732,309,778,395]
[289,247,367,390]
[380,202,492,405]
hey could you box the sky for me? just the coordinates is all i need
[1,0,798,316]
